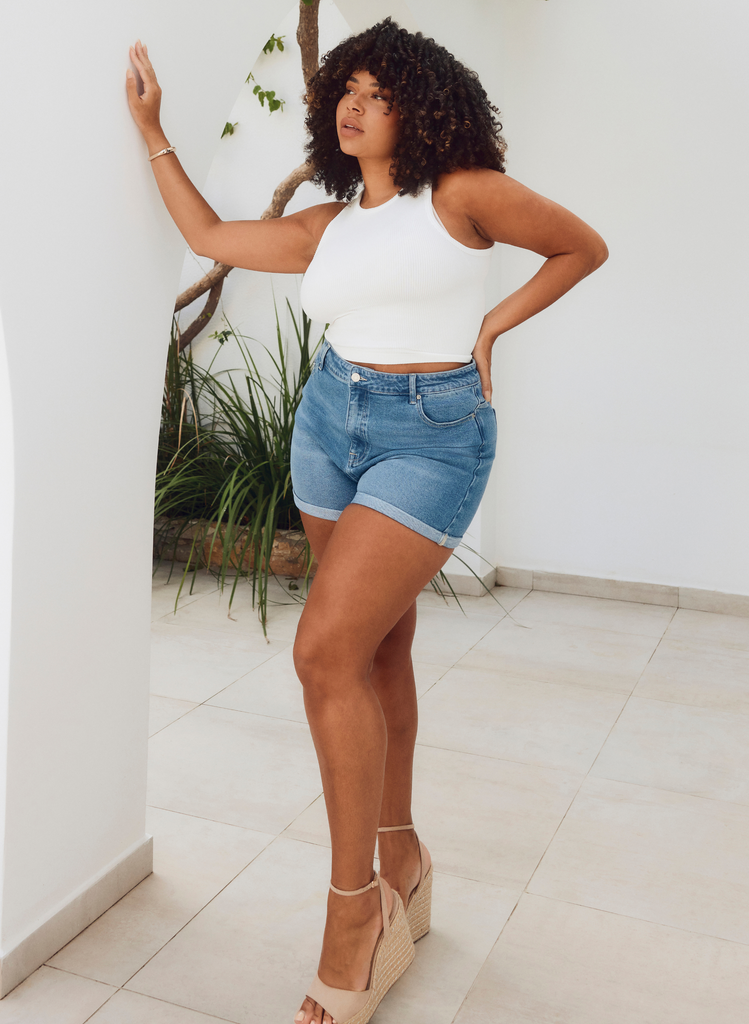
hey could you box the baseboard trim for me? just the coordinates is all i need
[0,834,153,997]
[433,567,497,597]
[496,567,749,617]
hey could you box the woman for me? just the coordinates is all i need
[127,19,607,1024]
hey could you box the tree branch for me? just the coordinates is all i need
[176,278,224,352]
[174,261,233,312]
[260,160,315,220]
[173,0,320,344]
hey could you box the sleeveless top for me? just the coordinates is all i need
[299,185,494,364]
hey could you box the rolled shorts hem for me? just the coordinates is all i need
[352,494,462,548]
[293,491,344,522]
[293,490,463,548]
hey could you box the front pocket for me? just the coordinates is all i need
[417,386,481,427]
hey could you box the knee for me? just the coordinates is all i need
[293,632,344,698]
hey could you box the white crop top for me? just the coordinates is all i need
[300,185,494,364]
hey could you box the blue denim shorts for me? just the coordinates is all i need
[290,341,496,548]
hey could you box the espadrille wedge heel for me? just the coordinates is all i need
[378,824,433,942]
[304,873,415,1024]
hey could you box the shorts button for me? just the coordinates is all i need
[351,372,361,382]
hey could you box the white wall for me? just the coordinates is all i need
[0,310,13,934]
[0,0,298,983]
[189,0,749,597]
[490,0,749,594]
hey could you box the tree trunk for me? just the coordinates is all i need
[297,0,320,90]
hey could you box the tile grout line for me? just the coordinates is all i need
[66,960,239,1024]
[585,604,677,779]
[92,833,288,1004]
[509,891,749,949]
[524,611,679,897]
[448,888,525,1024]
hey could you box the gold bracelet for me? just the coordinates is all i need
[148,146,176,162]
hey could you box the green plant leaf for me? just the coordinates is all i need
[221,122,238,138]
[263,34,285,54]
[156,305,322,632]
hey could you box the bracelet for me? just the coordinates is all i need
[148,146,176,162]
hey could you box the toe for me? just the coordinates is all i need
[295,996,317,1024]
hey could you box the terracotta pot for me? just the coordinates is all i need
[154,517,317,578]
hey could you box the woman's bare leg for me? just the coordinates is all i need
[368,606,432,906]
[293,505,451,1024]
[301,517,431,906]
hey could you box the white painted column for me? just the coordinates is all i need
[0,0,295,995]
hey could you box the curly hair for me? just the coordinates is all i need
[304,18,507,201]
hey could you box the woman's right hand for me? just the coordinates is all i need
[126,40,163,139]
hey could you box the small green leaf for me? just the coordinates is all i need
[262,34,286,54]
[221,121,238,138]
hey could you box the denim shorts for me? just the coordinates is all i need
[290,341,496,548]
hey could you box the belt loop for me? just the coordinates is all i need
[409,373,418,405]
[319,340,330,371]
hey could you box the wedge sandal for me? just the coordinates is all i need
[378,824,433,942]
[304,872,415,1024]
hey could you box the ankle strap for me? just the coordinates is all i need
[329,872,379,897]
[377,824,414,833]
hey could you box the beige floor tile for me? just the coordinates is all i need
[418,666,627,772]
[413,660,452,698]
[461,619,658,693]
[374,873,520,1024]
[150,621,288,703]
[510,589,675,637]
[410,745,581,888]
[411,606,502,665]
[492,587,532,613]
[124,838,332,1022]
[454,894,749,1024]
[664,608,749,651]
[282,792,329,847]
[254,746,580,891]
[87,989,229,1023]
[529,776,749,944]
[149,696,199,737]
[418,586,526,616]
[207,645,306,723]
[206,646,449,722]
[591,696,749,804]
[163,586,303,644]
[0,966,114,1024]
[634,637,749,714]
[47,808,273,987]
[147,705,322,832]
[151,566,219,623]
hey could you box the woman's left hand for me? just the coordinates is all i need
[472,331,495,406]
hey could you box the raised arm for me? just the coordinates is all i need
[125,41,342,273]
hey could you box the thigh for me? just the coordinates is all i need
[302,510,418,666]
[295,505,453,675]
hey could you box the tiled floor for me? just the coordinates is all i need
[5,566,749,1022]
